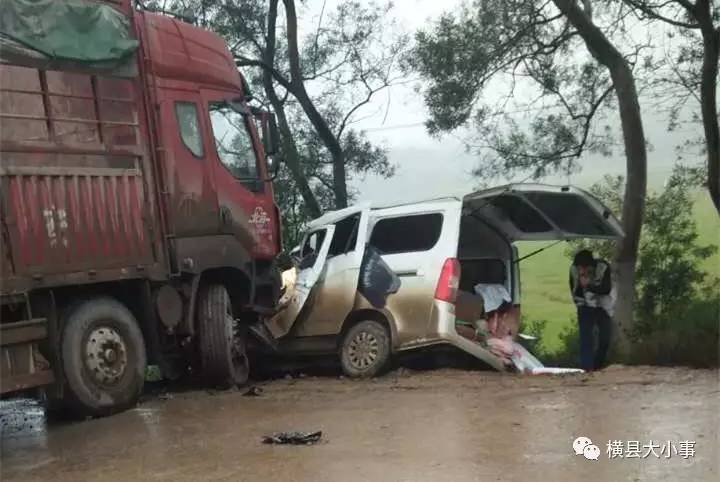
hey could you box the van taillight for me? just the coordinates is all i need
[435,258,460,303]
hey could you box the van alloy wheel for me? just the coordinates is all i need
[340,320,391,378]
[347,331,380,370]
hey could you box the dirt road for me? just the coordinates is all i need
[1,366,718,481]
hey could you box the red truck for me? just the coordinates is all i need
[0,0,282,416]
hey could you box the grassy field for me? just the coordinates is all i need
[518,191,719,352]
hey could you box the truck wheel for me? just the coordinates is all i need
[340,320,391,378]
[61,298,146,417]
[197,284,249,387]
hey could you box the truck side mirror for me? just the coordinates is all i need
[250,107,282,180]
[267,156,280,178]
[262,113,281,179]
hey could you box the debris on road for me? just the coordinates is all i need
[145,365,163,382]
[262,431,323,445]
[243,386,264,397]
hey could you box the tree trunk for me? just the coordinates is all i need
[553,0,648,355]
[612,259,636,357]
[608,64,647,355]
[268,93,322,218]
[282,0,348,208]
[697,0,720,214]
[263,0,321,218]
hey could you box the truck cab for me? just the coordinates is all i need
[140,11,281,262]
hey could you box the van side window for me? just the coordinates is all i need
[175,102,204,157]
[328,214,360,257]
[370,213,443,254]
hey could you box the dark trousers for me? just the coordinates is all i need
[577,306,612,371]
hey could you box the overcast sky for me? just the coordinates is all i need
[298,0,704,205]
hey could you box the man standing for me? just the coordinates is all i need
[569,249,615,371]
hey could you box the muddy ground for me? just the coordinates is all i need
[1,364,718,481]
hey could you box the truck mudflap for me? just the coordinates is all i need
[1,318,55,394]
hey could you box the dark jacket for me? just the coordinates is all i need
[569,259,614,314]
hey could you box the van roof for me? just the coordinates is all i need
[306,196,462,230]
[306,183,623,242]
[371,195,463,210]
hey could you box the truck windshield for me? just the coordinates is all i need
[208,102,259,180]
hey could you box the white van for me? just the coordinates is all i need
[266,184,623,377]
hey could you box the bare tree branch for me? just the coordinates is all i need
[310,0,328,77]
[282,0,348,207]
[262,0,322,217]
[235,56,293,92]
[624,0,702,29]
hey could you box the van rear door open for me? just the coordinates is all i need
[463,184,624,241]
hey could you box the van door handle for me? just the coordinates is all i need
[395,270,419,277]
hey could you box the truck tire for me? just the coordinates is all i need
[340,320,391,378]
[61,297,146,417]
[197,284,249,387]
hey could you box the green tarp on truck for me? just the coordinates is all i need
[0,0,139,75]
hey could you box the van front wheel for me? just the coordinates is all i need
[340,320,390,378]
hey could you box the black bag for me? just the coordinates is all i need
[358,246,401,308]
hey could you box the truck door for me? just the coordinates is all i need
[158,88,219,237]
[201,90,277,258]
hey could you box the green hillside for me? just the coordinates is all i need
[518,191,719,352]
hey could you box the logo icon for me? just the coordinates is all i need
[573,436,593,455]
[573,436,600,461]
[249,206,270,227]
[583,444,601,460]
[248,206,271,238]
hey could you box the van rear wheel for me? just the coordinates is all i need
[340,320,390,378]
[197,284,249,387]
[60,297,146,417]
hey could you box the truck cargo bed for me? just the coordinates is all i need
[0,65,163,292]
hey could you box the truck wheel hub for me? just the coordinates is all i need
[348,331,379,369]
[104,348,117,363]
[85,326,127,385]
